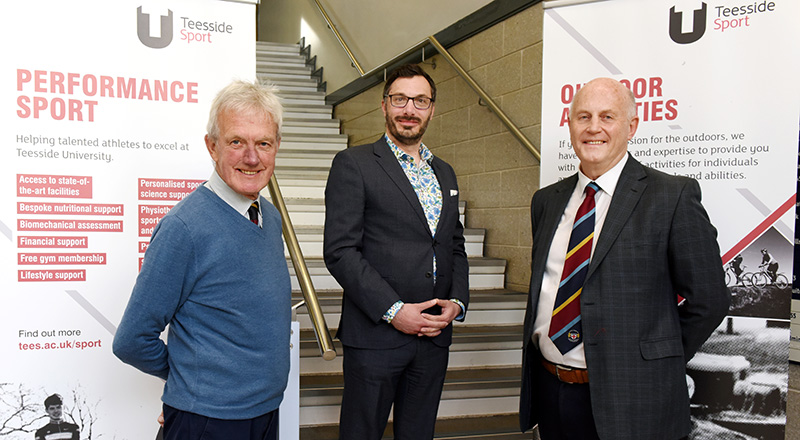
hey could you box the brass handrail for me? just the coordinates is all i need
[427,36,541,162]
[313,0,365,75]
[267,174,336,361]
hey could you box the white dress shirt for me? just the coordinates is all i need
[532,154,628,368]
[204,170,261,227]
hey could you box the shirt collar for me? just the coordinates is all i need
[577,153,628,197]
[385,134,433,165]
[205,169,258,216]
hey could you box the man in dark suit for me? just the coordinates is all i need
[519,77,730,439]
[324,64,469,440]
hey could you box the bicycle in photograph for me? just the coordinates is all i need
[749,265,789,289]
[725,262,754,287]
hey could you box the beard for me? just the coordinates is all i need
[385,113,431,146]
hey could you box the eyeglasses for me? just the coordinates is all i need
[385,94,434,110]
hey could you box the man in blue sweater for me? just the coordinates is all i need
[113,80,291,440]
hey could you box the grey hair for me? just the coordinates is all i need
[206,79,283,140]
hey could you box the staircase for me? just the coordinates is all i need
[256,41,530,440]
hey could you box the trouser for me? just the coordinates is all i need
[339,338,449,440]
[163,404,278,440]
[535,360,600,440]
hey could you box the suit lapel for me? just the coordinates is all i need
[586,156,647,279]
[533,176,576,282]
[431,157,455,239]
[373,138,431,233]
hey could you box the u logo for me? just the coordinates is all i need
[137,6,173,49]
[669,3,707,44]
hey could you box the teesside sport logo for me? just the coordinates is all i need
[669,3,707,44]
[136,6,235,49]
[137,6,173,48]
[669,1,777,44]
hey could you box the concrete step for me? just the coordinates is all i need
[299,413,528,440]
[275,83,321,94]
[281,90,327,100]
[273,164,331,178]
[281,119,339,135]
[284,117,339,129]
[282,103,334,117]
[295,291,525,335]
[257,63,313,75]
[271,177,327,199]
[273,169,331,182]
[285,257,507,296]
[255,49,305,60]
[278,139,346,153]
[295,290,524,377]
[281,95,327,107]
[256,41,302,54]
[280,132,347,144]
[264,197,468,227]
[258,69,317,81]
[263,76,320,89]
[298,320,523,358]
[277,150,335,166]
[256,56,308,69]
[278,225,486,258]
[299,365,521,427]
[284,110,334,120]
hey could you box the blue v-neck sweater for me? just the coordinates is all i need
[114,186,291,419]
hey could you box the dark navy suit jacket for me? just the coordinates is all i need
[323,137,469,349]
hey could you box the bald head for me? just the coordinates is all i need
[571,78,637,120]
[567,77,640,180]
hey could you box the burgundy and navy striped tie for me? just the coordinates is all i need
[549,181,599,354]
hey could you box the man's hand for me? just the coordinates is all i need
[391,299,461,337]
[426,298,461,326]
[391,299,449,337]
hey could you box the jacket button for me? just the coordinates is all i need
[425,272,432,278]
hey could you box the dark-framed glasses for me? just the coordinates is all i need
[385,94,434,110]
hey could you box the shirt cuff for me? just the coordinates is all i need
[450,298,466,321]
[382,300,404,323]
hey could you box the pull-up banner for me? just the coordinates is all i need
[542,0,799,438]
[1,1,254,438]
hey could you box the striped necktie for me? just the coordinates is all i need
[549,181,599,354]
[247,200,259,226]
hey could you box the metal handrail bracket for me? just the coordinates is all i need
[267,174,336,361]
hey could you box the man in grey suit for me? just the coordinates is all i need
[519,77,730,439]
[324,64,469,440]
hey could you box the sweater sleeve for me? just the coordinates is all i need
[113,215,195,380]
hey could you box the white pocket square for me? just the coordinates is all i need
[450,189,458,196]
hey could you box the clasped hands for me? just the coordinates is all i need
[390,298,460,337]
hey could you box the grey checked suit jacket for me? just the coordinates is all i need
[323,137,469,349]
[520,155,730,439]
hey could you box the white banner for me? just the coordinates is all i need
[1,1,255,438]
[542,0,799,437]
